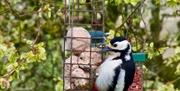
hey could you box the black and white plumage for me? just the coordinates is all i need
[96,37,135,91]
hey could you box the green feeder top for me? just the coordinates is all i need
[132,53,148,62]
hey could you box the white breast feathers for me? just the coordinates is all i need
[96,58,123,91]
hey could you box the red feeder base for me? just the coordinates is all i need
[128,68,143,91]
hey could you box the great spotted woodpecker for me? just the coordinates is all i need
[95,37,135,91]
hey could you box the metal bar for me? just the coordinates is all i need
[77,0,80,22]
[102,0,105,33]
[64,76,96,79]
[70,0,104,6]
[63,38,66,91]
[66,9,103,13]
[64,36,104,39]
[75,0,103,3]
[65,49,101,52]
[64,63,99,66]
[89,43,93,91]
[69,0,74,89]
[64,89,90,91]
[71,0,103,5]
[63,0,67,90]
[64,23,103,26]
[71,3,103,8]
[89,2,93,86]
[64,0,67,27]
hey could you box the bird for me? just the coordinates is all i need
[95,37,135,91]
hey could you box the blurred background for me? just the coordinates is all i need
[0,0,180,91]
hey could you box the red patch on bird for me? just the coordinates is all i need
[92,83,99,91]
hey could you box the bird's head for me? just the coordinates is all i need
[103,37,132,54]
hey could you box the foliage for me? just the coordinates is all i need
[0,0,180,91]
[0,34,46,89]
[0,0,63,91]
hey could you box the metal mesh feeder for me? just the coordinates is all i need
[62,0,148,91]
[63,0,105,90]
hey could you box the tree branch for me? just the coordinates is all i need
[114,0,146,35]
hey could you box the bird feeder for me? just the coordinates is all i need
[63,0,147,91]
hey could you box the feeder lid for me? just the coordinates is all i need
[132,53,148,62]
[89,31,105,44]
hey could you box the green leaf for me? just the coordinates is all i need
[55,79,63,91]
[115,0,123,5]
[150,42,154,48]
[124,0,131,4]
[130,0,139,6]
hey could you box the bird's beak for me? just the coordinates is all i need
[101,46,112,52]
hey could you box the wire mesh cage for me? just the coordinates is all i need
[63,0,147,91]
[63,0,105,90]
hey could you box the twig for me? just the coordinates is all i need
[0,10,9,15]
[31,29,41,48]
[167,76,180,84]
[114,0,146,35]
[1,58,25,78]
[140,3,147,29]
[2,68,16,78]
[4,0,19,16]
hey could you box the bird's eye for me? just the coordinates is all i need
[113,44,117,47]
